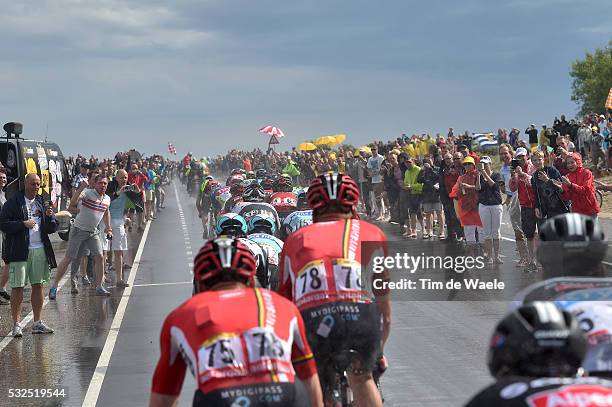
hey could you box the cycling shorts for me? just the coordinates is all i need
[192,382,309,407]
[301,302,381,381]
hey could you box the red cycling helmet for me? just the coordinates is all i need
[307,172,360,211]
[229,182,245,196]
[193,237,256,291]
[205,179,220,192]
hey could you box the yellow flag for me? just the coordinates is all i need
[606,88,612,110]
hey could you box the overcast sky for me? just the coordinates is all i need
[0,0,609,157]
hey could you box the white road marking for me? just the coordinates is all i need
[82,218,152,406]
[0,268,71,353]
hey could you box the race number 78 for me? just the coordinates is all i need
[295,261,328,300]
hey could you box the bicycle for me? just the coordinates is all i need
[595,181,608,208]
[320,350,385,407]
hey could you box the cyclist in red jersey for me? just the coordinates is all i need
[150,237,323,407]
[279,173,391,406]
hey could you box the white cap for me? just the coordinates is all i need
[515,147,528,157]
[480,155,492,164]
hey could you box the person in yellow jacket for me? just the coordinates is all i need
[538,124,550,148]
[402,158,424,238]
[404,142,416,159]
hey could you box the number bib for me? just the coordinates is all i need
[244,327,293,375]
[294,260,329,305]
[198,328,293,384]
[293,258,368,307]
[333,259,362,293]
[199,334,247,381]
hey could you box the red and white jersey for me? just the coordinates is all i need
[279,219,389,310]
[269,192,298,211]
[151,288,317,396]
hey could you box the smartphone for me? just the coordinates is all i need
[511,159,519,169]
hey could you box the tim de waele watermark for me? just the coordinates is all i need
[371,253,506,291]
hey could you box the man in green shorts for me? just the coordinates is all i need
[0,174,58,337]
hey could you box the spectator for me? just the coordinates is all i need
[457,143,480,165]
[49,174,112,298]
[591,126,605,170]
[402,157,423,239]
[72,163,89,189]
[106,169,130,287]
[577,121,592,159]
[367,145,388,220]
[509,147,537,271]
[524,124,538,148]
[538,124,550,149]
[498,144,528,265]
[0,169,9,305]
[0,174,58,336]
[555,153,599,218]
[475,156,504,264]
[355,150,372,217]
[417,157,444,239]
[551,136,572,176]
[509,128,521,148]
[383,153,401,223]
[452,156,482,255]
[127,163,147,232]
[144,162,156,221]
[440,152,464,241]
[531,151,568,225]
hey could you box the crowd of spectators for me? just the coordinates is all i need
[202,112,610,270]
[0,149,175,337]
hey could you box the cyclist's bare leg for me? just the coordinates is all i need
[347,372,383,407]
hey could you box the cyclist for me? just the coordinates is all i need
[511,213,609,305]
[269,177,298,223]
[279,173,391,406]
[247,213,284,290]
[197,177,219,239]
[150,237,323,407]
[256,168,267,184]
[216,213,269,288]
[226,169,245,186]
[246,170,256,180]
[262,175,275,194]
[232,183,281,235]
[222,180,245,214]
[281,191,313,240]
[465,301,612,406]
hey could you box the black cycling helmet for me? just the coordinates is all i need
[488,301,587,378]
[256,168,267,179]
[297,191,309,210]
[537,213,607,278]
[246,171,256,180]
[272,177,292,193]
[243,183,265,202]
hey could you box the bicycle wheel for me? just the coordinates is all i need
[597,189,604,208]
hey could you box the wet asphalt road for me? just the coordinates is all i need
[0,181,610,407]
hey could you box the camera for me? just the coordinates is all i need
[511,159,519,170]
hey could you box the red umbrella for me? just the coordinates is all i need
[259,125,285,138]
